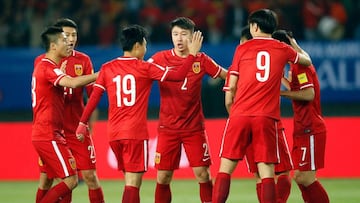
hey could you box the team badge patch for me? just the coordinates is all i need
[69,158,76,169]
[155,152,161,164]
[192,62,201,74]
[297,73,308,84]
[74,64,83,76]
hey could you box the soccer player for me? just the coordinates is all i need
[229,25,294,203]
[75,24,203,203]
[34,18,104,203]
[275,29,330,203]
[32,26,98,203]
[212,9,312,203]
[147,17,227,203]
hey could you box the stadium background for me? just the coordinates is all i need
[0,0,360,181]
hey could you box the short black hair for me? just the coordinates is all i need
[40,26,63,51]
[248,9,278,34]
[240,25,252,40]
[170,17,195,33]
[272,30,293,45]
[53,18,77,29]
[120,25,148,52]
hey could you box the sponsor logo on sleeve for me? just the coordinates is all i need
[297,73,308,84]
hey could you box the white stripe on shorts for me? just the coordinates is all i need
[51,141,69,177]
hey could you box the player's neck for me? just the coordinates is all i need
[253,33,272,38]
[45,52,62,65]
[174,48,189,58]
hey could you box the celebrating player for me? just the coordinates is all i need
[76,24,203,203]
[212,9,312,203]
[34,18,104,203]
[148,17,227,203]
[32,26,98,203]
[275,29,330,203]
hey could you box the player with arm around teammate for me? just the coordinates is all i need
[212,9,312,203]
[274,29,330,203]
[34,18,104,203]
[32,26,98,203]
[148,17,227,203]
[75,24,203,203]
[226,25,294,203]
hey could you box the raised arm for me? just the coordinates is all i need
[165,31,203,81]
[288,37,312,67]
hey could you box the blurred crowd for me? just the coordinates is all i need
[1,0,360,48]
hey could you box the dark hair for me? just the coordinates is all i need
[272,30,293,45]
[248,9,278,34]
[240,25,252,40]
[170,17,195,33]
[53,18,77,29]
[40,26,63,51]
[120,25,148,52]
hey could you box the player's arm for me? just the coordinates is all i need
[288,37,312,66]
[225,74,238,113]
[59,72,98,88]
[280,87,314,101]
[218,68,228,80]
[281,70,292,90]
[76,86,104,142]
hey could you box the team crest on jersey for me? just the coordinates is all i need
[297,73,308,84]
[74,64,83,76]
[69,158,76,169]
[192,62,201,74]
[155,152,161,164]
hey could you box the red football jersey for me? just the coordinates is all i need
[35,51,94,136]
[289,64,326,135]
[95,57,171,140]
[31,58,67,141]
[148,49,222,132]
[229,38,299,120]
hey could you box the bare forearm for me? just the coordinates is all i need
[60,73,98,88]
[280,88,314,101]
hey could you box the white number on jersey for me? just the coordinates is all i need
[113,74,136,107]
[181,77,188,90]
[31,77,36,108]
[256,51,270,82]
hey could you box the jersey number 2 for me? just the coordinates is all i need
[113,74,136,107]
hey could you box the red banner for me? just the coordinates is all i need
[0,117,358,180]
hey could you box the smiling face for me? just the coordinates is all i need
[171,26,192,56]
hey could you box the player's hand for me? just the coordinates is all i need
[60,60,67,73]
[188,30,203,56]
[76,122,89,142]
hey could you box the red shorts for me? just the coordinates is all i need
[109,139,148,172]
[66,134,96,170]
[155,130,211,170]
[220,116,279,164]
[33,140,77,179]
[245,127,293,173]
[292,132,326,171]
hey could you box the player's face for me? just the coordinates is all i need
[62,26,77,51]
[171,26,192,53]
[57,32,70,58]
